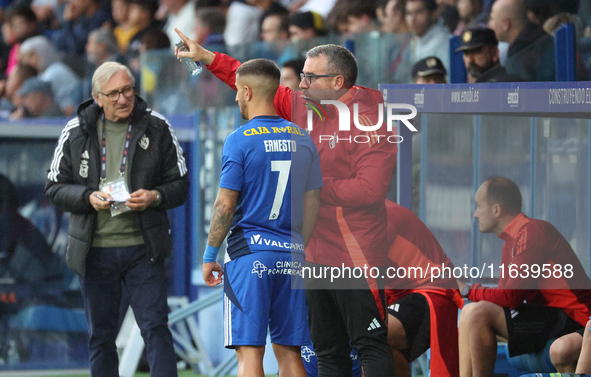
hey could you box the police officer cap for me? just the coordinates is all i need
[456,27,498,53]
[412,56,447,78]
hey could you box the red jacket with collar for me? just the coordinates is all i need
[468,213,591,326]
[207,52,398,268]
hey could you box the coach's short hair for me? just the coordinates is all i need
[306,44,357,88]
[92,62,135,97]
[484,176,522,214]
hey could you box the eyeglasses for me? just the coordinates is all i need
[300,73,338,85]
[99,86,135,102]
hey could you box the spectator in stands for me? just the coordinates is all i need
[338,0,379,35]
[261,11,290,43]
[524,0,580,26]
[280,58,305,89]
[488,0,555,81]
[2,15,18,76]
[3,5,40,76]
[51,0,112,56]
[249,0,288,29]
[436,0,460,34]
[289,11,326,42]
[112,0,138,53]
[127,0,163,55]
[458,176,591,377]
[0,63,37,117]
[378,0,410,33]
[223,0,262,46]
[193,7,226,46]
[456,0,482,34]
[31,0,61,31]
[86,28,122,68]
[550,319,591,373]
[10,77,62,119]
[19,35,81,115]
[406,0,451,71]
[456,27,510,82]
[411,56,447,83]
[162,0,197,49]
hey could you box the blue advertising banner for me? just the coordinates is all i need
[380,82,591,115]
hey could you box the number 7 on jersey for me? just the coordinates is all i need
[269,160,291,220]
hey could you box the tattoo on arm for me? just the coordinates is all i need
[208,188,239,247]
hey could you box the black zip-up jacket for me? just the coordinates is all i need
[44,96,190,276]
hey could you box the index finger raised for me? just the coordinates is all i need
[174,27,189,43]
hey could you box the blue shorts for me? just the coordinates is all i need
[301,343,362,377]
[223,251,309,348]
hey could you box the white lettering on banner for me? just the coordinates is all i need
[451,87,480,103]
[549,88,591,105]
[507,88,519,107]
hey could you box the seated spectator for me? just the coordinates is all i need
[2,17,18,76]
[289,11,326,42]
[378,0,410,33]
[86,28,123,67]
[525,0,579,26]
[112,0,138,53]
[51,0,112,55]
[338,0,379,35]
[455,27,511,82]
[163,0,197,50]
[0,62,37,117]
[488,0,555,81]
[411,56,447,83]
[458,176,591,377]
[436,0,460,34]
[19,35,81,115]
[550,319,591,373]
[31,0,62,32]
[261,11,290,44]
[10,77,62,119]
[406,0,451,71]
[193,7,226,46]
[223,0,262,46]
[126,0,164,55]
[280,57,305,89]
[456,0,482,34]
[3,5,40,76]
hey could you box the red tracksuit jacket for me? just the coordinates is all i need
[207,52,398,269]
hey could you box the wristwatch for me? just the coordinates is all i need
[153,191,161,207]
[461,285,470,298]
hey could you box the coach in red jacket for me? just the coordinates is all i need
[458,176,591,377]
[174,29,398,376]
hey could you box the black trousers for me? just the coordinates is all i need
[306,286,396,377]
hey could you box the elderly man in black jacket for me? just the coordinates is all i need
[45,61,189,377]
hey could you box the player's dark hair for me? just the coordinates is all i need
[407,0,437,13]
[306,44,357,88]
[484,176,522,214]
[236,58,281,83]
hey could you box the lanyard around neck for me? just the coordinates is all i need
[100,116,132,182]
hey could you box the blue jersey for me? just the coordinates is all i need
[219,116,323,260]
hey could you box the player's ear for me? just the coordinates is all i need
[245,85,253,101]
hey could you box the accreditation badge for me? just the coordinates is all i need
[99,177,132,217]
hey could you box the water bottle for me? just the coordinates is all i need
[175,41,203,76]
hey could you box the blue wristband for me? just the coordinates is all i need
[203,244,220,263]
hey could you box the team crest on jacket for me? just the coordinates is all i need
[138,135,149,150]
[79,150,89,178]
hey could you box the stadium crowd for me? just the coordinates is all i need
[0,0,590,120]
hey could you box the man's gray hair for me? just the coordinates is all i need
[89,28,119,56]
[92,62,135,97]
[306,44,358,88]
